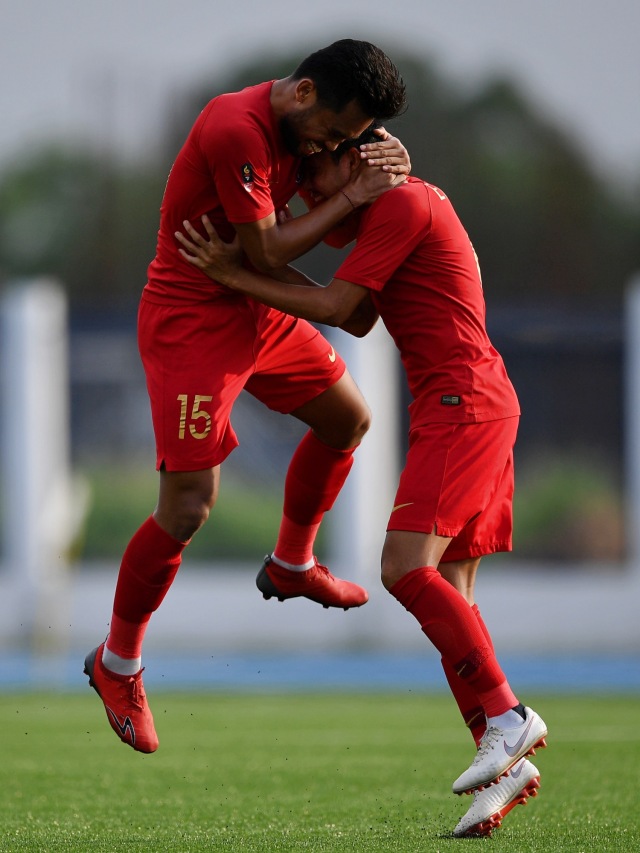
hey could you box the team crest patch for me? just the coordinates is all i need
[241,162,255,193]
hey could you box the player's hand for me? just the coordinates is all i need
[359,126,411,174]
[344,159,406,207]
[277,204,293,224]
[175,215,243,285]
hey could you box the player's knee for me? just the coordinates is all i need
[354,403,372,442]
[314,402,371,449]
[381,567,398,591]
[380,536,415,591]
[157,485,216,541]
[171,498,211,541]
[380,556,401,591]
[340,400,372,447]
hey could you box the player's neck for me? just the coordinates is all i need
[270,77,294,119]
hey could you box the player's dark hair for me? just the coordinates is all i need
[330,122,383,163]
[292,40,406,121]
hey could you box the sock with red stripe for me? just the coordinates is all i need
[104,515,187,670]
[390,567,518,717]
[273,431,356,566]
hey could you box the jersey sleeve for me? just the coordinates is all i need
[199,109,275,224]
[334,185,430,290]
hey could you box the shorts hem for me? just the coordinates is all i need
[386,520,461,537]
[269,360,346,415]
[440,540,513,563]
[156,438,239,472]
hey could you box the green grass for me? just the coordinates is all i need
[0,692,638,852]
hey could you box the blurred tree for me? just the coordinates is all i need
[0,46,638,310]
[0,145,160,308]
[446,79,640,305]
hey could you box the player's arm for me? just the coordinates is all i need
[234,127,408,270]
[235,165,404,272]
[176,215,373,333]
[337,291,379,338]
[297,186,361,249]
[293,125,409,250]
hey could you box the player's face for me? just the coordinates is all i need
[281,98,371,157]
[301,150,352,203]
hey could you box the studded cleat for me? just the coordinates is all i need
[453,758,540,837]
[452,706,547,794]
[256,555,368,610]
[84,643,159,753]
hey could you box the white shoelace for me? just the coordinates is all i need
[472,726,501,763]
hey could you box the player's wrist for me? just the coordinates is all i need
[223,267,244,289]
[339,183,362,209]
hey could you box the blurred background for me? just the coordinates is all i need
[1,0,639,689]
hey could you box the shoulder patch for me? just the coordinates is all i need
[241,162,254,193]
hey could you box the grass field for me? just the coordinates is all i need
[0,691,638,852]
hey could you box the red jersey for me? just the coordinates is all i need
[145,81,300,303]
[335,176,520,425]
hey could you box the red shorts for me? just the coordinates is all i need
[138,295,345,471]
[387,417,519,561]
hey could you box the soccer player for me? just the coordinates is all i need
[84,40,409,755]
[175,127,549,838]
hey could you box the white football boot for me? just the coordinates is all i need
[452,706,547,794]
[453,758,540,837]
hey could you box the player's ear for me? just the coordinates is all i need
[348,146,362,173]
[295,79,316,105]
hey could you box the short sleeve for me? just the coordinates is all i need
[199,110,275,224]
[335,185,430,290]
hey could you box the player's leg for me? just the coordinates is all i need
[383,420,546,791]
[438,557,519,748]
[84,466,218,754]
[108,466,219,666]
[438,432,546,794]
[85,298,251,751]
[438,558,488,746]
[383,527,520,721]
[247,310,369,608]
[437,558,480,606]
[385,530,546,793]
[256,373,371,608]
[437,558,541,837]
[276,369,370,565]
[383,528,518,718]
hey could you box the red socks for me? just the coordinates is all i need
[390,567,518,719]
[107,515,187,659]
[274,431,356,565]
[442,604,495,745]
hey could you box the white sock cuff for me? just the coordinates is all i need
[271,554,315,572]
[102,644,142,676]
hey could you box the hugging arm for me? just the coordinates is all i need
[236,128,410,270]
[176,215,377,336]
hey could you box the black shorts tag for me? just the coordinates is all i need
[441,395,461,406]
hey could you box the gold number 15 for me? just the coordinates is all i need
[177,394,213,439]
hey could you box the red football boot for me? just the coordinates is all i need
[84,643,159,753]
[256,555,369,610]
